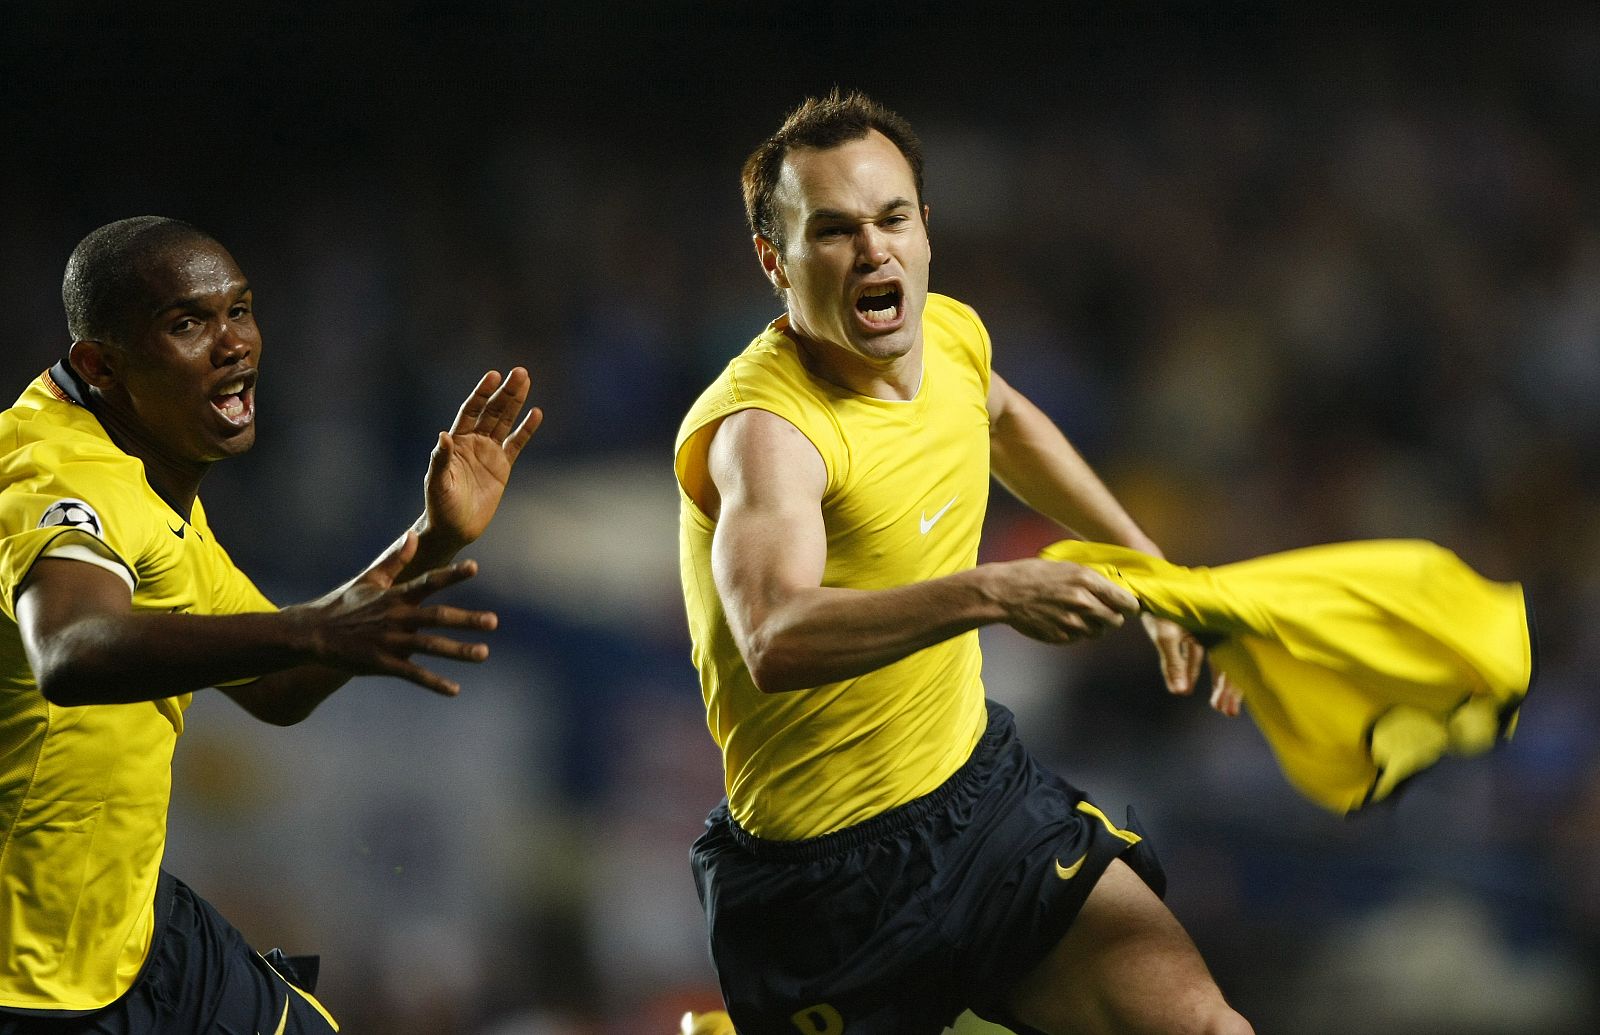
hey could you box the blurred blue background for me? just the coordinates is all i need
[4,3,1598,1031]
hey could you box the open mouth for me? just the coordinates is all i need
[855,283,903,327]
[209,376,255,427]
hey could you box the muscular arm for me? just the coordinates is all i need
[706,409,1137,693]
[987,370,1230,706]
[988,370,1159,554]
[18,531,494,725]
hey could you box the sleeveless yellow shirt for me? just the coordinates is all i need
[0,367,274,1011]
[675,294,993,839]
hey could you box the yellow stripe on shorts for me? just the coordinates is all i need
[1075,800,1141,846]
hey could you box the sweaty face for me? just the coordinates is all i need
[767,130,931,376]
[114,240,261,463]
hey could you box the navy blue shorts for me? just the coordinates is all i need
[0,872,338,1034]
[691,701,1165,1035]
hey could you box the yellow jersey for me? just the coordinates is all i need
[675,293,994,840]
[1040,538,1533,813]
[0,364,274,1011]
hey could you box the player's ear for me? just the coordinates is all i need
[754,235,790,291]
[68,339,118,390]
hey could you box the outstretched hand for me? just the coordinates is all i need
[423,367,543,550]
[296,530,499,696]
[1140,612,1241,716]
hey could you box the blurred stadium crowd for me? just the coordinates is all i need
[4,4,1598,1032]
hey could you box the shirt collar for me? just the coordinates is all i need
[45,359,95,410]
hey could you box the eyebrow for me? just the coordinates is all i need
[804,198,917,226]
[151,281,252,317]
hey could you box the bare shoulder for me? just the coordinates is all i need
[714,407,815,452]
[706,409,827,514]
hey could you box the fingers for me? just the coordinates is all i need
[450,370,504,436]
[503,405,544,465]
[1030,590,1128,642]
[322,543,505,697]
[367,530,420,586]
[1050,563,1137,614]
[395,558,480,600]
[1209,672,1244,717]
[1071,589,1129,634]
[1184,634,1205,687]
[1159,636,1194,696]
[378,612,497,696]
[482,366,532,441]
[1142,614,1203,696]
[1005,560,1141,643]
[396,603,498,633]
[1030,560,1241,714]
[384,657,465,697]
[450,367,535,445]
[395,630,491,662]
[364,616,497,698]
[1062,569,1139,635]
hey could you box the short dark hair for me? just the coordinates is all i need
[62,216,217,344]
[741,89,925,253]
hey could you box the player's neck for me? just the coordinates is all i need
[791,333,924,402]
[95,404,206,521]
[136,457,204,524]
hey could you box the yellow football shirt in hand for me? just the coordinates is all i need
[1040,539,1533,813]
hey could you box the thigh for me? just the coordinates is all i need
[1001,858,1246,1035]
[696,836,952,1033]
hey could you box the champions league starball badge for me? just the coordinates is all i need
[38,498,104,538]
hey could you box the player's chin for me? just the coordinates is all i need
[203,424,257,459]
[854,329,916,362]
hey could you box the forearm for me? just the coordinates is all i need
[402,514,469,577]
[33,609,316,707]
[740,566,1006,692]
[707,405,1097,693]
[990,402,1160,555]
[221,664,351,726]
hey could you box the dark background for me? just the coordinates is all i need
[5,3,1598,1031]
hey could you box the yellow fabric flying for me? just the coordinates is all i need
[1039,539,1533,813]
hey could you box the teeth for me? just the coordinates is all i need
[861,285,895,298]
[861,305,899,324]
[215,379,245,396]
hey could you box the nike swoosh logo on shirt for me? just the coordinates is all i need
[168,523,185,539]
[1054,853,1087,880]
[919,494,958,535]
